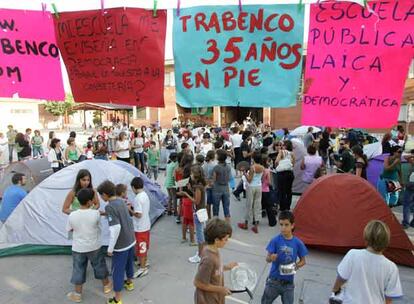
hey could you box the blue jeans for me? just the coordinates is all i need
[403,189,414,225]
[32,146,43,157]
[71,248,109,285]
[111,246,135,292]
[194,212,205,244]
[134,152,145,172]
[261,278,294,304]
[212,189,230,218]
[8,144,14,162]
[206,188,214,205]
[95,155,108,160]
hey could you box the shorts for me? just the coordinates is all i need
[182,199,194,226]
[194,213,205,244]
[135,231,150,257]
[71,248,109,285]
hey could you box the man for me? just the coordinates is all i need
[240,130,253,164]
[0,173,27,224]
[6,125,17,163]
[303,127,315,149]
[335,139,355,174]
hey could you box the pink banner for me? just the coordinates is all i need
[0,9,64,100]
[302,1,414,128]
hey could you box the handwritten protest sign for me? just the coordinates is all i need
[0,9,64,100]
[302,1,414,128]
[173,5,304,108]
[55,8,166,106]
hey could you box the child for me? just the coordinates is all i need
[329,220,402,304]
[97,180,136,304]
[147,141,160,181]
[85,142,94,160]
[130,177,151,279]
[115,184,128,201]
[183,165,207,263]
[232,165,248,201]
[194,218,238,303]
[31,130,44,158]
[66,188,111,303]
[261,211,308,304]
[177,180,196,246]
[196,154,205,166]
[165,152,178,216]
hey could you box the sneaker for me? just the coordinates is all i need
[237,222,248,230]
[123,280,134,291]
[133,267,149,279]
[135,260,150,268]
[176,217,181,224]
[402,223,410,229]
[188,254,201,263]
[103,282,112,294]
[189,242,198,247]
[232,192,241,201]
[107,297,122,304]
[66,292,82,303]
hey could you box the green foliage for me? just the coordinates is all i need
[92,110,102,127]
[44,94,76,117]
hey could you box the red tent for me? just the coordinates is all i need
[294,174,414,267]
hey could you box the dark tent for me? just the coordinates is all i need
[294,174,414,267]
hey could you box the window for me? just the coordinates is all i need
[170,72,175,86]
[135,107,146,119]
[165,72,171,87]
[11,109,33,114]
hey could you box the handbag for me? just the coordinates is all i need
[276,152,293,172]
[386,180,402,193]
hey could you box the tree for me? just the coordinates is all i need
[44,94,77,129]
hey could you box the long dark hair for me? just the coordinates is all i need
[73,169,93,193]
[191,164,206,187]
[352,146,368,167]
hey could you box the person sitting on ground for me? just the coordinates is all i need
[66,188,111,303]
[330,220,402,304]
[62,169,100,215]
[97,180,136,304]
[194,218,237,303]
[0,173,27,224]
[130,177,151,279]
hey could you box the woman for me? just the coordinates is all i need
[0,132,8,166]
[48,138,64,172]
[94,135,108,160]
[62,169,100,214]
[352,146,368,180]
[65,138,81,164]
[183,130,195,155]
[275,140,295,211]
[261,156,275,227]
[301,145,323,184]
[15,132,31,161]
[107,126,117,154]
[238,151,264,233]
[319,130,330,165]
[132,130,146,172]
[163,129,177,165]
[211,149,232,223]
[31,130,44,158]
[47,131,55,151]
[381,133,393,154]
[115,131,130,163]
[377,146,403,207]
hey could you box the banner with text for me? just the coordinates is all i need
[55,8,166,106]
[302,1,414,128]
[0,9,64,100]
[173,5,304,108]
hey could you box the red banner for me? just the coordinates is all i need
[54,8,166,106]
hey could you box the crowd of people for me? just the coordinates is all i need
[0,118,412,304]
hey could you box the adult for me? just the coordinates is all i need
[275,140,295,211]
[198,133,213,157]
[115,132,131,163]
[48,138,65,172]
[397,125,407,146]
[15,132,31,161]
[0,173,27,224]
[31,130,44,158]
[163,129,178,162]
[238,151,264,233]
[0,132,8,166]
[230,127,243,169]
[377,146,403,207]
[94,135,108,160]
[336,139,355,174]
[301,145,323,184]
[62,169,100,215]
[319,130,331,165]
[402,150,414,229]
[47,131,56,151]
[352,146,368,180]
[6,125,17,163]
[211,149,232,222]
[172,117,180,134]
[381,133,393,154]
[132,130,146,172]
[65,138,82,164]
[240,130,252,165]
[183,130,195,155]
[303,127,315,149]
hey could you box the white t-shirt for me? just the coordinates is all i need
[132,191,151,232]
[66,209,101,253]
[199,142,213,157]
[133,137,144,153]
[231,133,243,148]
[337,249,403,304]
[116,140,130,158]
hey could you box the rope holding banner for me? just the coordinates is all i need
[238,0,242,12]
[298,0,303,11]
[153,0,158,17]
[177,0,181,17]
[364,0,368,7]
[101,0,105,15]
[51,3,59,18]
[41,3,47,15]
